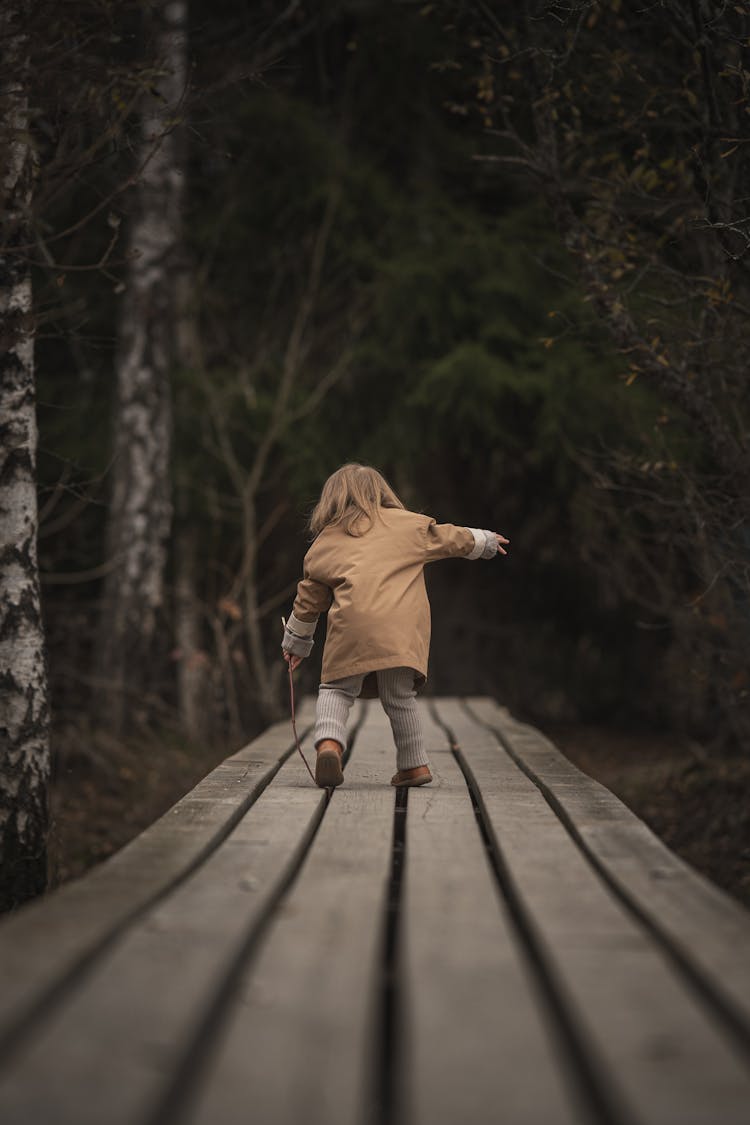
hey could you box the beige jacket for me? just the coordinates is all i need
[285,507,495,695]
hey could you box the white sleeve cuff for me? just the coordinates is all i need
[481,530,498,559]
[288,611,317,637]
[465,528,485,560]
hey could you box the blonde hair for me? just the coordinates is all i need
[309,463,405,537]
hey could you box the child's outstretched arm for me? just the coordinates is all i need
[424,519,510,563]
[281,563,333,666]
[464,527,510,559]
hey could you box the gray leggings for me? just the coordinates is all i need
[314,667,429,772]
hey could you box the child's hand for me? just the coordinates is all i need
[284,651,304,672]
[495,533,510,556]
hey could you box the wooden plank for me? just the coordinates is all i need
[398,706,581,1125]
[0,705,356,1125]
[0,700,316,1052]
[435,699,750,1125]
[181,700,397,1125]
[467,696,750,1042]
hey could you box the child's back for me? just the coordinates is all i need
[281,463,508,789]
[299,506,484,689]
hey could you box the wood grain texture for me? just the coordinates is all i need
[467,696,750,1039]
[435,699,750,1125]
[183,700,397,1125]
[0,700,317,1051]
[398,705,581,1125]
[1,694,749,1125]
[0,707,339,1125]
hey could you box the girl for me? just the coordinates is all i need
[281,463,509,789]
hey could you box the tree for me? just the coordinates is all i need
[95,0,188,733]
[0,0,50,910]
[173,88,369,732]
[451,0,750,746]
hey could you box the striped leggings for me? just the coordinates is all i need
[314,666,429,771]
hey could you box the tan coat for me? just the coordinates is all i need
[289,507,477,695]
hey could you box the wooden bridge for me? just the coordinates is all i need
[0,698,749,1125]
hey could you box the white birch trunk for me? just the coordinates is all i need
[0,1,50,910]
[96,0,188,732]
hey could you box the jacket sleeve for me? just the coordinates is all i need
[281,560,333,658]
[292,565,333,622]
[424,519,498,563]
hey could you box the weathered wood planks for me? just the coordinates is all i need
[0,701,316,1057]
[181,698,398,1125]
[398,706,581,1125]
[0,694,747,1125]
[435,699,750,1125]
[466,696,750,1044]
[0,770,324,1124]
[0,702,350,1125]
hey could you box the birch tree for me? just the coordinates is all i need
[95,0,188,733]
[0,0,50,911]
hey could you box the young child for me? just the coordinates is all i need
[281,463,509,789]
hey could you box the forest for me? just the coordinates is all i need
[1,0,749,911]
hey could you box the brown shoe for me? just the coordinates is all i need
[315,740,344,789]
[391,766,432,788]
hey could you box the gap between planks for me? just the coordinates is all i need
[434,699,750,1125]
[465,695,750,1055]
[398,704,591,1125]
[172,701,401,1125]
[0,700,318,1062]
[0,703,361,1125]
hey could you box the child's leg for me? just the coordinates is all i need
[313,673,365,752]
[376,667,430,772]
